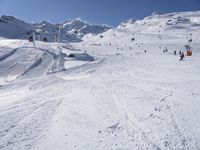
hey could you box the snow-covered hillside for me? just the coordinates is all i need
[0,16,32,39]
[0,11,200,150]
[83,11,200,53]
[0,16,111,42]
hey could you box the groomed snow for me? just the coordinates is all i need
[0,11,200,150]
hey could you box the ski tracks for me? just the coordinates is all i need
[95,70,198,149]
[103,80,161,150]
[0,89,63,150]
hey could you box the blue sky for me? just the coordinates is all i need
[0,0,200,26]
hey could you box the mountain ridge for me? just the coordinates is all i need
[0,15,111,42]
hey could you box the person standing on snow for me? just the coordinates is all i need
[174,51,177,55]
[180,52,184,61]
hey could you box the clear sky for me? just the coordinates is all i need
[0,0,200,26]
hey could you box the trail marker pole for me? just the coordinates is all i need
[33,31,36,48]
[57,24,63,45]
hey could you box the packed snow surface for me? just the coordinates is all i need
[0,11,200,150]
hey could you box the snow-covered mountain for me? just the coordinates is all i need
[118,18,137,28]
[0,15,111,42]
[84,10,200,45]
[0,16,32,39]
[120,10,200,30]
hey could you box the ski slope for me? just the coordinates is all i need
[0,11,200,150]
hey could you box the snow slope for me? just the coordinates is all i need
[0,11,200,150]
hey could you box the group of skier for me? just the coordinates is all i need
[178,49,192,61]
[164,48,192,61]
[173,50,186,61]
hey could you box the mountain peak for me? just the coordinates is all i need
[118,18,137,28]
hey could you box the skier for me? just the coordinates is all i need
[180,52,184,61]
[174,51,176,55]
[179,51,182,55]
[165,47,168,52]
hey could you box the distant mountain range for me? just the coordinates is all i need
[0,15,111,42]
[1,11,200,43]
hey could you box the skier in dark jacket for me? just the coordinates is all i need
[180,52,184,61]
[174,51,176,55]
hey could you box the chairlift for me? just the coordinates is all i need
[43,37,48,42]
[29,36,33,42]
[188,39,192,43]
